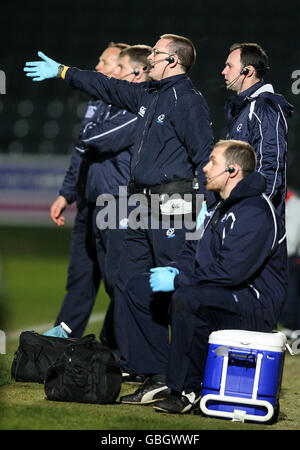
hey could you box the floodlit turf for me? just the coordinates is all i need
[1,349,300,431]
[1,226,300,431]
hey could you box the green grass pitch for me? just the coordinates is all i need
[1,225,300,431]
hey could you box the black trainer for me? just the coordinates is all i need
[153,390,201,414]
[120,375,170,405]
[122,373,147,385]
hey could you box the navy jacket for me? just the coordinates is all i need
[59,98,137,206]
[64,69,214,203]
[172,171,288,329]
[224,80,293,220]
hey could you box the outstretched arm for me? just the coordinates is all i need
[24,52,142,114]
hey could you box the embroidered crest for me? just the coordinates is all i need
[166,228,175,238]
[156,114,165,124]
[236,123,243,133]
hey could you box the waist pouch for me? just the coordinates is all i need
[129,180,200,217]
[129,179,193,196]
[11,331,94,383]
[44,338,122,404]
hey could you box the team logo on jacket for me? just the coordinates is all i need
[156,114,165,124]
[138,106,146,117]
[119,218,129,229]
[236,123,243,133]
[166,228,175,238]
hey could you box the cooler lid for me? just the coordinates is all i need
[208,329,287,351]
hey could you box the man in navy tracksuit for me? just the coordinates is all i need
[48,44,151,345]
[221,42,293,222]
[118,139,287,413]
[24,34,215,369]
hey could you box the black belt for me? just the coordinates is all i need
[129,179,194,196]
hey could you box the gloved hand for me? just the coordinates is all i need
[196,201,207,230]
[24,51,60,81]
[149,267,179,293]
[43,322,72,338]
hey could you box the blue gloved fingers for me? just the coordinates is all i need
[24,52,60,81]
[25,72,44,82]
[37,51,53,62]
[150,267,167,273]
[149,271,175,293]
[150,281,161,293]
[149,273,161,291]
[150,266,179,274]
[24,71,41,78]
[24,62,44,68]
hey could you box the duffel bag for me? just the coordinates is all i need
[11,331,95,383]
[44,338,122,404]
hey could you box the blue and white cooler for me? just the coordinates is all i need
[199,329,287,423]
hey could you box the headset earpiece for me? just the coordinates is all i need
[240,67,250,76]
[166,56,175,64]
[225,167,235,174]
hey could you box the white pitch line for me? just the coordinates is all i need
[6,312,105,341]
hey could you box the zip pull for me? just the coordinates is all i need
[193,171,199,190]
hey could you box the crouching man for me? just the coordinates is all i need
[118,139,288,414]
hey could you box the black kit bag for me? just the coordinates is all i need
[11,331,95,384]
[44,337,122,404]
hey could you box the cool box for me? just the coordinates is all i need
[200,329,287,423]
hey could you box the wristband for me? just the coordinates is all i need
[57,64,69,79]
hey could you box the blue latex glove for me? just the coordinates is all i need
[196,201,207,230]
[43,322,71,338]
[149,267,179,293]
[24,51,60,81]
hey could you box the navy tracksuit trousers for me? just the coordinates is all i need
[113,203,195,369]
[120,273,271,393]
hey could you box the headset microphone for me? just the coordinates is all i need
[226,67,249,89]
[143,55,176,71]
[132,68,140,76]
[204,167,235,184]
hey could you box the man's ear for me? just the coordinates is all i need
[135,65,146,81]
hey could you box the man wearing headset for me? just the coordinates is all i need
[46,44,151,355]
[118,140,287,414]
[24,34,214,377]
[222,42,293,223]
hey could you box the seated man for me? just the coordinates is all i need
[118,139,288,414]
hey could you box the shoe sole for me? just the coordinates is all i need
[121,396,167,405]
[153,398,201,414]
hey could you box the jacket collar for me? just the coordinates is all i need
[224,80,266,115]
[237,79,265,99]
[221,171,267,208]
[147,73,187,93]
